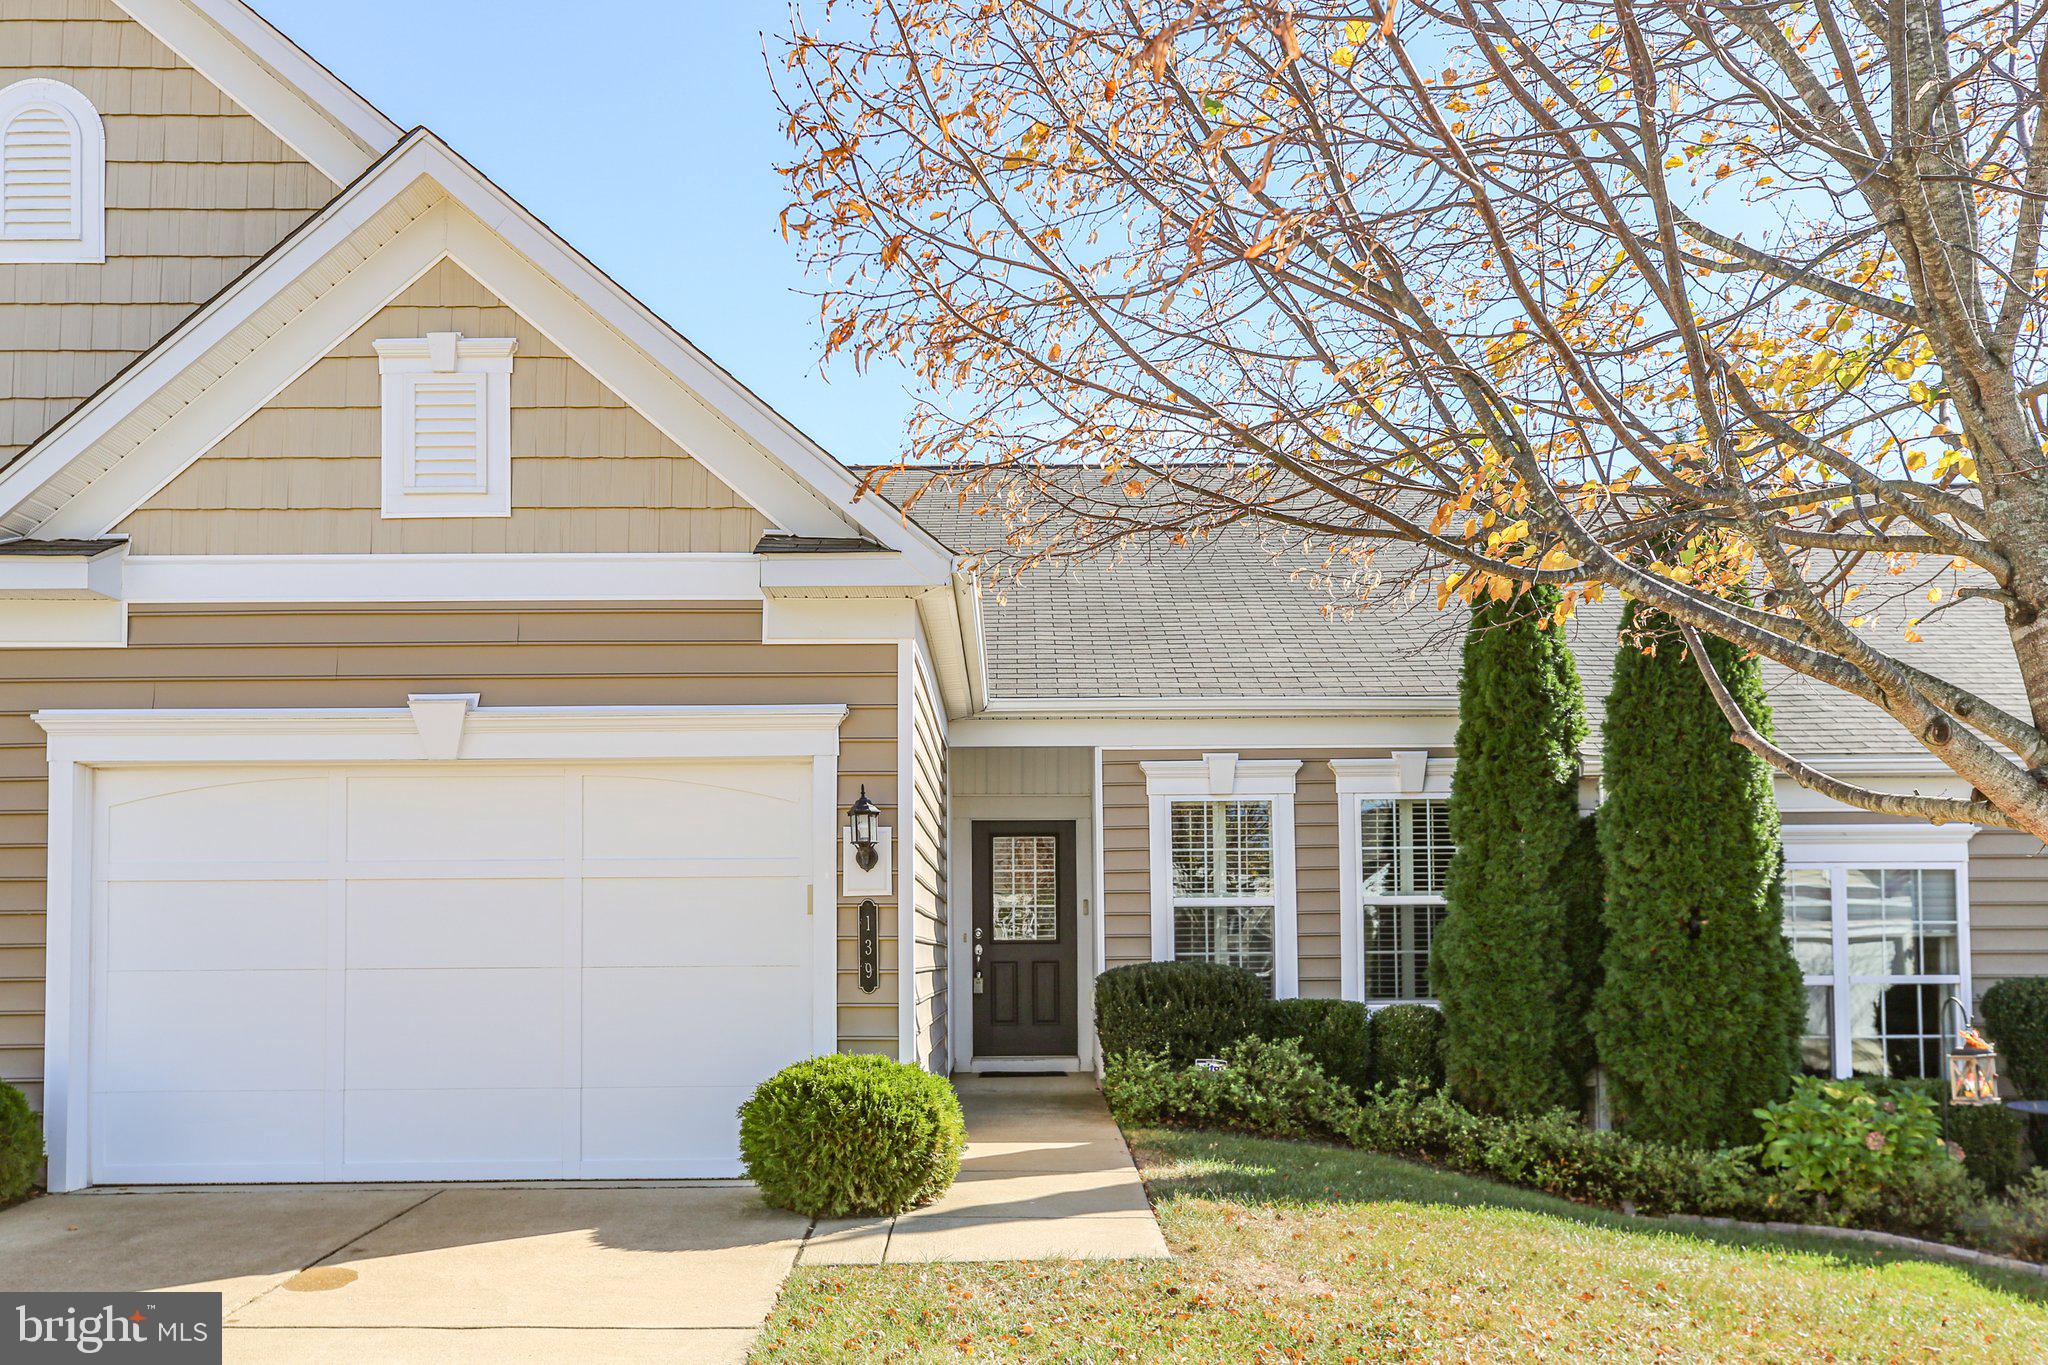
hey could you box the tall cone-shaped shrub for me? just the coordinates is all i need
[1434,586,1600,1116]
[1592,600,1804,1146]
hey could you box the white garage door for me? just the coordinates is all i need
[86,761,819,1184]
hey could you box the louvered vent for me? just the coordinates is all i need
[404,375,488,493]
[2,106,78,240]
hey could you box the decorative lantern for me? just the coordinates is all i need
[847,786,882,871]
[1944,996,2001,1107]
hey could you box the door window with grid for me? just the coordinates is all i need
[1781,862,1965,1079]
[1360,798,1452,1003]
[1169,800,1276,991]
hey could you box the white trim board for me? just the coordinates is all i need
[34,698,846,1191]
[1332,754,1453,1001]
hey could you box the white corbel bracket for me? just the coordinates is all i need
[407,692,479,760]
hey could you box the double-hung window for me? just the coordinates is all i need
[1334,754,1456,1005]
[1781,830,1973,1080]
[1144,756,1299,997]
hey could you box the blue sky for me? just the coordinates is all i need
[258,0,920,467]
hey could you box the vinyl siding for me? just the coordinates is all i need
[953,745,1093,798]
[909,656,949,1071]
[1965,829,2048,986]
[0,602,900,1107]
[116,260,772,552]
[0,0,337,465]
[1106,753,2048,1004]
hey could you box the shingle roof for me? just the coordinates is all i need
[903,478,2026,760]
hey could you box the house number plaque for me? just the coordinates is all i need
[858,898,879,993]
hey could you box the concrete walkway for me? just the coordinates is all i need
[802,1074,1170,1265]
[0,1181,806,1363]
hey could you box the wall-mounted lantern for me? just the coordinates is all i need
[848,787,882,870]
[841,786,892,896]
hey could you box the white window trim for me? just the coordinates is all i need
[374,334,516,518]
[31,699,848,1193]
[0,78,106,264]
[1781,823,1976,1081]
[1142,756,1300,996]
[1333,753,1454,1006]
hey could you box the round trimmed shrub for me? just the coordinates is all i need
[1372,1004,1446,1092]
[0,1083,41,1205]
[738,1054,964,1218]
[1262,998,1373,1093]
[1094,962,1266,1064]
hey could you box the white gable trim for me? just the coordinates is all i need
[0,132,953,579]
[117,0,402,183]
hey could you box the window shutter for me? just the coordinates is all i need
[402,375,488,493]
[2,105,77,240]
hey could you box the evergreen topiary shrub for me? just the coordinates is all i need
[0,1083,40,1205]
[1261,997,1373,1093]
[1094,962,1265,1063]
[1591,598,1806,1147]
[738,1053,964,1218]
[1949,1103,2034,1193]
[1981,978,2048,1098]
[1101,1037,1360,1140]
[1371,1004,1446,1092]
[1434,586,1599,1117]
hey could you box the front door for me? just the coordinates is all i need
[972,821,1078,1057]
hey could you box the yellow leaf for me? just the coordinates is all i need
[1596,75,1614,92]
[1346,18,1368,44]
[1927,587,1943,603]
[1333,45,1355,68]
[1664,155,1683,169]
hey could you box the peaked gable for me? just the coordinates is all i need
[0,0,340,465]
[0,133,958,576]
[117,260,772,553]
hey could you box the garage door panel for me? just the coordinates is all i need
[103,775,327,866]
[582,771,806,864]
[582,966,812,1087]
[348,879,566,970]
[346,969,567,1089]
[94,1090,324,1180]
[105,879,326,972]
[89,758,823,1184]
[581,1086,750,1175]
[346,773,568,863]
[581,878,806,968]
[344,1089,573,1176]
[102,970,326,1092]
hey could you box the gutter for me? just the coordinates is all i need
[970,695,1462,719]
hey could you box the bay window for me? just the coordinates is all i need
[1780,830,1974,1080]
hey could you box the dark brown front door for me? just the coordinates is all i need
[972,821,1078,1057]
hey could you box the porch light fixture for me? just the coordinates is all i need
[1944,996,2001,1107]
[848,787,882,871]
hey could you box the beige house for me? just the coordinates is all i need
[0,0,2039,1191]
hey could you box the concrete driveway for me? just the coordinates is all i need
[0,1182,807,1362]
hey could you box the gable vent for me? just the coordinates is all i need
[2,105,79,240]
[404,376,487,492]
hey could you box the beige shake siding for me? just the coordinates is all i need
[0,602,902,1106]
[0,0,337,465]
[1105,750,2048,1001]
[909,656,948,1071]
[116,260,772,553]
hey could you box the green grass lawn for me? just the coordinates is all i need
[753,1129,2048,1362]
